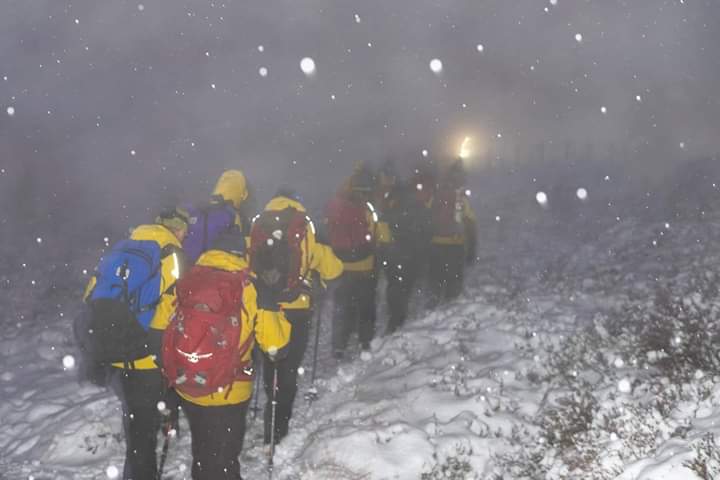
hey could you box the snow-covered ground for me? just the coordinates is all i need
[3,170,720,479]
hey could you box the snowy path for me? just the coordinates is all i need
[5,195,720,478]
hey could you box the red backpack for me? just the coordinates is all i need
[431,187,465,237]
[326,195,376,262]
[248,207,309,293]
[162,266,253,398]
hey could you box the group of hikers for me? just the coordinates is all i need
[75,158,477,480]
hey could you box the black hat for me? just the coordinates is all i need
[211,226,246,256]
[350,169,375,192]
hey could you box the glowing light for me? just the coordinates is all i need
[459,136,473,160]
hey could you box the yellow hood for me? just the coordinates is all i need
[264,196,307,213]
[196,249,249,271]
[130,224,182,248]
[213,170,248,209]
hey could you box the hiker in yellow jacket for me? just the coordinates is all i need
[171,228,292,480]
[81,207,188,480]
[325,168,380,358]
[248,187,343,445]
[426,160,477,308]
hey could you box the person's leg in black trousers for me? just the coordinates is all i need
[331,274,354,358]
[110,368,165,480]
[182,400,249,480]
[385,254,417,334]
[444,245,466,301]
[356,272,377,350]
[426,244,447,310]
[263,309,311,444]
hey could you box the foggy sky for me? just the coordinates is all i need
[1,0,719,240]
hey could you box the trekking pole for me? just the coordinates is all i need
[157,432,170,480]
[251,347,263,420]
[156,403,177,480]
[268,364,279,480]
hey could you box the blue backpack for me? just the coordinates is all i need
[182,200,237,264]
[75,239,172,368]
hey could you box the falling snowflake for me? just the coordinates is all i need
[258,45,264,52]
[476,44,484,53]
[576,188,588,200]
[137,4,145,11]
[618,378,631,393]
[298,366,305,376]
[62,355,75,369]
[550,0,558,5]
[601,106,607,114]
[130,149,136,156]
[429,58,443,74]
[300,57,316,76]
[536,191,548,206]
[575,33,583,43]
[635,95,642,102]
[36,237,43,244]
[106,465,120,479]
[421,149,428,157]
[258,67,268,77]
[495,215,501,222]
[354,13,361,23]
[7,106,15,116]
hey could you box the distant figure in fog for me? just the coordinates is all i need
[426,160,477,308]
[326,167,380,358]
[377,173,433,335]
[182,169,252,264]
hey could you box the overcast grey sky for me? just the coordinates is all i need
[1,0,718,237]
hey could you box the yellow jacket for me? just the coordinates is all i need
[213,169,248,210]
[83,224,184,370]
[176,250,292,406]
[212,169,250,234]
[431,193,477,246]
[258,196,343,310]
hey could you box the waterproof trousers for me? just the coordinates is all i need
[426,244,466,308]
[332,271,377,355]
[110,368,165,480]
[182,399,249,480]
[384,254,420,335]
[262,308,311,444]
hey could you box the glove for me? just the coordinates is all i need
[255,283,282,312]
[147,328,165,369]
